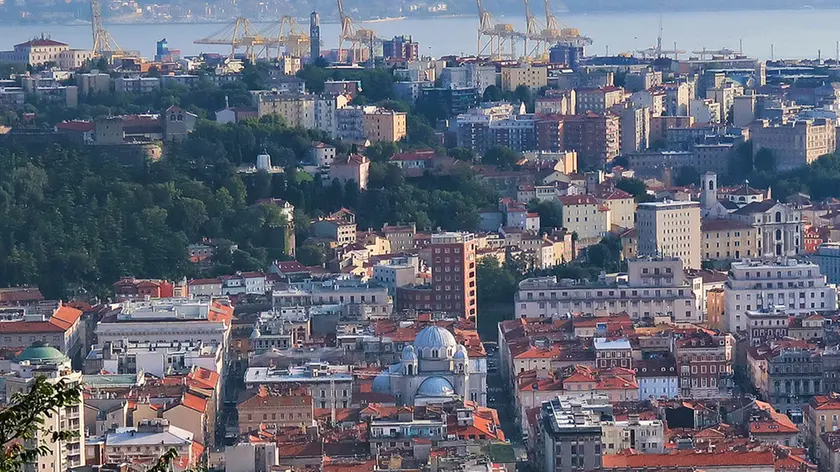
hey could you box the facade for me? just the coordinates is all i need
[538,395,606,472]
[562,113,620,167]
[114,76,161,94]
[724,259,837,334]
[363,108,407,142]
[675,330,734,398]
[254,91,316,128]
[501,64,548,93]
[430,232,477,319]
[371,326,487,406]
[701,218,757,260]
[730,200,802,257]
[1,343,85,471]
[601,416,664,454]
[237,389,313,432]
[329,154,370,190]
[575,87,624,114]
[0,38,69,65]
[636,200,702,270]
[440,63,497,95]
[635,357,679,399]
[812,242,840,284]
[558,195,610,243]
[77,70,111,95]
[750,118,837,171]
[515,257,700,323]
[104,419,198,471]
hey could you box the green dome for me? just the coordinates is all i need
[17,342,69,364]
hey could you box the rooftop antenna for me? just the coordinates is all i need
[656,11,663,58]
[739,38,743,54]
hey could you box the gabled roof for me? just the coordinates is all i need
[733,199,782,215]
[16,38,67,47]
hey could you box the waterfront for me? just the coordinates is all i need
[2,9,840,60]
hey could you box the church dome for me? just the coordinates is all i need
[453,344,469,361]
[401,345,417,362]
[416,376,456,397]
[372,364,401,394]
[413,326,457,359]
[17,342,68,365]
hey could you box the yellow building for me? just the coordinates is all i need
[700,218,757,261]
[255,91,316,128]
[594,187,636,230]
[618,227,637,260]
[363,108,407,142]
[501,64,548,93]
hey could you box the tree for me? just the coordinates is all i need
[483,145,520,170]
[674,166,700,187]
[513,85,533,111]
[615,178,653,202]
[482,85,503,102]
[528,200,563,231]
[754,148,776,173]
[447,147,475,162]
[297,245,326,266]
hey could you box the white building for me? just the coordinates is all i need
[220,272,267,295]
[690,98,721,125]
[85,339,224,377]
[812,242,840,285]
[245,362,354,409]
[723,259,837,334]
[601,415,665,454]
[635,358,679,400]
[558,195,610,244]
[440,63,497,95]
[312,141,336,167]
[515,257,700,322]
[104,419,198,471]
[637,200,702,270]
[95,298,232,351]
[730,200,802,257]
[1,343,85,471]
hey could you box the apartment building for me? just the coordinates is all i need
[537,395,605,472]
[750,118,837,171]
[812,242,840,284]
[363,108,407,142]
[675,330,734,398]
[724,259,837,334]
[501,63,548,93]
[254,91,316,128]
[701,218,757,261]
[329,153,370,189]
[576,86,625,114]
[515,257,700,323]
[429,232,477,318]
[557,195,610,243]
[637,200,702,270]
[562,113,620,167]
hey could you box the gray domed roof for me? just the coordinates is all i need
[413,326,457,352]
[416,376,456,397]
[453,344,469,360]
[17,342,68,365]
[401,345,417,362]
[372,364,400,394]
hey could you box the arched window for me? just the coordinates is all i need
[776,229,782,240]
[775,211,782,223]
[407,364,414,376]
[708,180,715,191]
[432,349,438,358]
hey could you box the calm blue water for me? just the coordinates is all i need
[1,9,840,60]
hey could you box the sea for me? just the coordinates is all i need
[1,9,840,60]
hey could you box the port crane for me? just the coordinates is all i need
[476,0,525,60]
[90,0,121,55]
[521,0,592,60]
[541,0,592,49]
[635,14,684,59]
[337,0,378,63]
[194,16,312,62]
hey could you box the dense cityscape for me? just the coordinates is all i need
[6,1,840,472]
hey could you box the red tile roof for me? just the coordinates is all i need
[602,450,775,469]
[558,195,600,206]
[178,393,208,413]
[16,38,67,47]
[56,120,94,132]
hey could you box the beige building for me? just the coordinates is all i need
[594,187,636,230]
[576,86,625,114]
[363,108,407,142]
[501,63,548,93]
[254,91,316,128]
[750,118,837,171]
[237,388,314,433]
[329,153,370,189]
[558,195,610,244]
[701,218,757,261]
[637,200,701,270]
[602,416,665,454]
[2,343,86,471]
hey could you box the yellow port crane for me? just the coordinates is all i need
[194,17,267,62]
[90,0,122,56]
[261,16,312,58]
[337,0,378,63]
[476,0,525,60]
[542,0,592,50]
[522,0,547,60]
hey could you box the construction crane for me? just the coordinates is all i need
[337,0,377,64]
[90,0,121,55]
[194,17,268,62]
[476,0,525,60]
